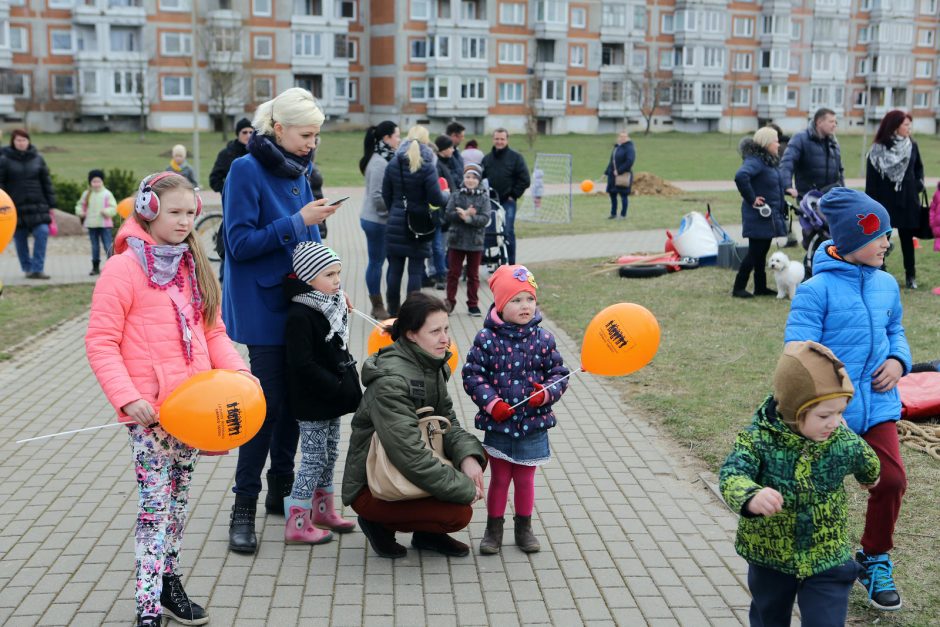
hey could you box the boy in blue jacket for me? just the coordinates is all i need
[785,187,911,611]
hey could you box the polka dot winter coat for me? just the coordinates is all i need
[462,307,569,438]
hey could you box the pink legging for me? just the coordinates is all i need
[487,456,536,518]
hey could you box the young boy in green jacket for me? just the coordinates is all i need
[720,341,881,626]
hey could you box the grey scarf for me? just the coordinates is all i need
[291,288,349,349]
[868,135,912,191]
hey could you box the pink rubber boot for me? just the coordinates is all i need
[312,488,356,533]
[285,504,333,545]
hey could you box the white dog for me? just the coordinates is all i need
[767,251,805,300]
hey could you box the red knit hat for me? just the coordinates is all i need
[488,264,538,312]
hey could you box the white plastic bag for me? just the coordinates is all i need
[673,211,718,259]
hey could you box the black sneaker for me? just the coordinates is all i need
[468,306,482,317]
[136,615,161,627]
[411,531,470,557]
[161,574,209,625]
[856,550,902,611]
[421,276,435,288]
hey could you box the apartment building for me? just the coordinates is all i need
[0,0,938,134]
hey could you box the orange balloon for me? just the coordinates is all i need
[366,317,459,371]
[116,197,134,219]
[446,341,459,373]
[581,303,660,376]
[580,179,594,193]
[159,369,266,451]
[0,188,16,254]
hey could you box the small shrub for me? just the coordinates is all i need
[104,168,139,202]
[51,174,85,215]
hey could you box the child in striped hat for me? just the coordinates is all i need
[282,241,362,544]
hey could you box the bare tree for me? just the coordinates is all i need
[524,71,539,149]
[625,52,671,135]
[201,21,248,141]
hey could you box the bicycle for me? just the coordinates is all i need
[194,211,223,263]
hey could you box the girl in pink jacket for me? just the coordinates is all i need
[929,181,940,252]
[86,172,249,627]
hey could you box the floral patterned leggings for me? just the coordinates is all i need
[127,424,198,617]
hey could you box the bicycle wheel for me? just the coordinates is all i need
[195,212,223,263]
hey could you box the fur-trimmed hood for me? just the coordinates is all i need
[739,138,779,166]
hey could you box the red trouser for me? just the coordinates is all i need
[352,488,473,534]
[860,421,907,555]
[446,249,483,308]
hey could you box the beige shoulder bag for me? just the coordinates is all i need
[611,147,633,188]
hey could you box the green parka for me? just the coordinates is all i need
[719,395,880,579]
[342,338,486,506]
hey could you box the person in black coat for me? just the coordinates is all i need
[780,108,844,199]
[282,242,362,543]
[732,127,789,298]
[0,129,57,279]
[603,130,636,219]
[482,128,529,264]
[382,128,448,316]
[209,118,252,193]
[866,110,925,289]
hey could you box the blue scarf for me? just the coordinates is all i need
[247,131,312,179]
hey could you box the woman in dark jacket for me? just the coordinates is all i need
[866,110,925,289]
[343,293,486,559]
[382,125,447,316]
[0,129,57,279]
[604,130,636,219]
[732,127,789,298]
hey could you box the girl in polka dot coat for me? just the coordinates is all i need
[462,264,569,555]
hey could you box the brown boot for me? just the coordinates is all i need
[479,516,504,555]
[369,294,390,320]
[513,515,540,553]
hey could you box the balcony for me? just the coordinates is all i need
[426,99,488,117]
[599,23,630,43]
[598,100,638,118]
[533,98,566,116]
[0,48,11,69]
[72,1,145,27]
[758,67,790,83]
[208,51,244,72]
[533,20,567,39]
[0,94,14,116]
[671,103,721,119]
[534,61,566,77]
[756,102,787,119]
[207,9,242,28]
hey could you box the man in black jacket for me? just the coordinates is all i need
[780,108,844,199]
[482,128,530,265]
[209,118,252,193]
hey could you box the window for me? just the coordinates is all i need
[499,42,525,65]
[347,78,358,102]
[657,86,671,105]
[673,81,694,104]
[854,90,868,108]
[921,0,937,12]
[702,82,721,105]
[833,87,844,107]
[334,33,347,58]
[410,38,427,60]
[113,70,142,95]
[295,74,322,97]
[49,0,75,7]
[789,53,800,74]
[787,88,798,107]
[110,28,139,52]
[162,32,192,57]
[569,83,583,104]
[661,13,674,34]
[675,10,697,32]
[758,84,786,105]
[498,81,524,103]
[461,37,486,60]
[335,0,355,19]
[436,0,451,18]
[602,43,624,66]
[914,91,930,108]
[571,7,586,28]
[347,38,358,61]
[254,77,273,100]
[539,78,564,101]
[429,76,449,99]
[50,30,74,54]
[499,2,525,24]
[411,0,431,20]
[761,15,788,35]
[633,6,647,30]
[916,60,933,77]
[733,53,752,72]
[659,50,674,69]
[81,70,98,95]
[159,0,188,9]
[631,49,646,69]
[162,75,193,99]
[732,87,750,106]
[703,47,724,69]
[428,35,450,59]
[600,81,623,102]
[858,26,870,43]
[254,36,273,59]
[461,78,486,99]
[460,0,479,19]
[0,73,29,97]
[334,76,347,99]
[701,11,722,33]
[892,87,907,107]
[52,74,75,98]
[569,45,584,67]
[918,29,935,47]
[9,26,27,53]
[294,0,323,15]
[811,86,828,107]
[252,0,271,16]
[536,0,567,23]
[760,49,789,70]
[409,80,427,102]
[791,20,801,40]
[812,52,830,72]
[857,57,869,75]
[294,33,322,57]
[673,46,693,68]
[733,17,753,37]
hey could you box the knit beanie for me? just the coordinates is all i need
[88,169,105,184]
[435,135,454,152]
[773,341,854,428]
[235,118,253,134]
[488,264,538,313]
[463,162,483,179]
[820,187,892,256]
[292,242,341,283]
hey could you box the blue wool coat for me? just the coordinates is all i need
[382,141,448,259]
[734,139,788,239]
[221,153,321,346]
[785,242,911,435]
[462,308,569,438]
[604,141,636,193]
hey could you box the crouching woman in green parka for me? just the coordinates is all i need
[342,292,486,558]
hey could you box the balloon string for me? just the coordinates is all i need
[509,367,582,410]
[17,421,127,444]
[351,308,386,329]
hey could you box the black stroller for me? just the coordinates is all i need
[482,188,508,272]
[790,190,829,278]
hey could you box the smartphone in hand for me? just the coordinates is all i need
[327,196,350,206]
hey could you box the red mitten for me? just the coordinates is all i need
[490,400,515,422]
[527,383,548,408]
[438,176,450,192]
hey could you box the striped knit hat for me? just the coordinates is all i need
[292,242,341,283]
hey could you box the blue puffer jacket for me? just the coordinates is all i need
[734,139,788,239]
[382,141,448,259]
[780,123,844,197]
[784,242,911,435]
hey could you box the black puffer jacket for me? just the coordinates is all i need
[0,145,56,231]
[780,123,844,197]
[382,141,447,259]
[482,146,530,203]
[208,140,248,193]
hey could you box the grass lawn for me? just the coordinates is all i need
[0,283,94,359]
[29,129,940,191]
[533,245,940,625]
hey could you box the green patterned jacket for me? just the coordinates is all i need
[719,395,880,578]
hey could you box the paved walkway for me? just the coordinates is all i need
[0,188,761,626]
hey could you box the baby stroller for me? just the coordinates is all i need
[790,190,828,278]
[482,187,508,272]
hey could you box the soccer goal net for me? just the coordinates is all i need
[516,152,573,224]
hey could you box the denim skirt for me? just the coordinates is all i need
[482,430,551,466]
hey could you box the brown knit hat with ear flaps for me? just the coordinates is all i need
[773,341,854,428]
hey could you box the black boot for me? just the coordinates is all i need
[513,515,540,553]
[411,531,470,557]
[89,261,100,276]
[479,516,504,555]
[357,516,407,558]
[161,573,209,625]
[228,494,257,554]
[136,616,161,627]
[264,470,294,515]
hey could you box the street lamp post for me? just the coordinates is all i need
[191,0,201,184]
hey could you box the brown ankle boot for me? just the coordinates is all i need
[513,515,540,553]
[479,516,504,555]
[369,294,390,320]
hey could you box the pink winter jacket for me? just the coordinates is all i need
[86,219,247,421]
[930,189,940,237]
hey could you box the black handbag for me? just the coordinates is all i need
[915,189,934,240]
[400,158,440,243]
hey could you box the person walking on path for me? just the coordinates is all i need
[482,129,529,265]
[786,187,911,612]
[780,108,844,200]
[732,127,789,298]
[85,172,250,627]
[221,87,339,554]
[445,121,466,176]
[75,169,117,276]
[359,121,400,319]
[865,110,925,289]
[443,163,490,317]
[343,293,487,559]
[462,265,569,555]
[209,118,252,194]
[0,129,58,279]
[166,145,199,188]
[720,341,880,627]
[428,134,460,288]
[604,130,635,220]
[382,125,448,317]
[282,242,362,545]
